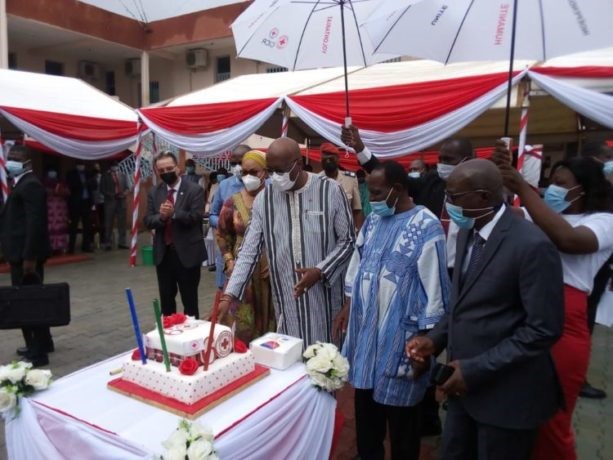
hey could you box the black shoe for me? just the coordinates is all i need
[208,265,216,272]
[24,354,49,368]
[579,382,607,399]
[17,341,54,356]
[17,346,29,356]
[118,245,130,249]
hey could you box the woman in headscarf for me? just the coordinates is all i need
[216,150,275,342]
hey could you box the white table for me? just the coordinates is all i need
[6,353,336,460]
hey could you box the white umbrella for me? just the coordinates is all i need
[363,0,613,134]
[231,0,402,120]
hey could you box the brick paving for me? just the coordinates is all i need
[0,238,611,459]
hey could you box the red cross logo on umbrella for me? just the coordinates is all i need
[277,35,288,49]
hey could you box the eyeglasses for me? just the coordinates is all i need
[266,159,298,175]
[444,189,488,203]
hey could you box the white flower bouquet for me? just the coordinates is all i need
[303,342,350,392]
[161,419,218,460]
[0,361,52,418]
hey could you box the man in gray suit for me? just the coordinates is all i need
[144,152,206,318]
[407,159,564,459]
[101,160,130,250]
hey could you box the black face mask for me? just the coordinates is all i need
[160,171,177,185]
[323,161,338,174]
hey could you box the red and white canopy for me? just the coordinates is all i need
[0,69,139,159]
[138,67,352,156]
[139,48,613,159]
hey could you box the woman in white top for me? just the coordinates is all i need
[495,148,613,460]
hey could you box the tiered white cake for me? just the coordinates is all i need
[121,318,256,405]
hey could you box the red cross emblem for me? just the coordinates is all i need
[277,36,288,49]
[221,337,230,350]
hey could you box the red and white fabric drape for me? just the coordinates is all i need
[527,66,613,130]
[285,70,529,158]
[0,130,8,203]
[0,108,139,160]
[138,98,282,156]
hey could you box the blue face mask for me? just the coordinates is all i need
[6,160,26,178]
[217,174,226,182]
[445,202,494,230]
[370,188,397,217]
[603,161,613,176]
[543,184,582,213]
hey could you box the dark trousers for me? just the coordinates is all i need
[103,198,127,247]
[442,398,537,460]
[68,200,93,251]
[156,245,201,318]
[10,262,53,359]
[354,388,422,460]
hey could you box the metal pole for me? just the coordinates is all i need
[503,0,519,137]
[340,0,350,119]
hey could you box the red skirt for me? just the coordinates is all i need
[532,285,590,460]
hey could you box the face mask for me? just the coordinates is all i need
[217,174,226,182]
[436,163,455,181]
[230,164,242,177]
[242,174,262,192]
[543,184,582,213]
[47,170,58,179]
[408,171,421,179]
[272,160,298,191]
[160,171,178,185]
[370,188,398,217]
[603,161,613,175]
[186,166,195,174]
[6,160,26,178]
[445,202,494,230]
[76,165,85,172]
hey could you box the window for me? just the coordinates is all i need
[136,81,161,107]
[266,66,288,73]
[45,60,64,76]
[105,71,116,96]
[8,52,16,69]
[215,56,231,82]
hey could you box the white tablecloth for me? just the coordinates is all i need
[6,353,336,460]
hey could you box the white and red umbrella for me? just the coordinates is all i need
[231,0,402,120]
[363,0,613,134]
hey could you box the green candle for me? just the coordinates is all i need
[153,299,171,372]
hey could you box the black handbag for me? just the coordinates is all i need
[0,282,70,329]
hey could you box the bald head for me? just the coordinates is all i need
[439,138,474,165]
[268,137,301,163]
[450,159,504,204]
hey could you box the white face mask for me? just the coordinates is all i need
[242,174,262,192]
[230,164,242,178]
[272,160,298,191]
[408,171,421,179]
[436,163,455,181]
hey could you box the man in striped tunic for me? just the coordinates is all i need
[219,138,355,346]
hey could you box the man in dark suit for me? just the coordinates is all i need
[66,161,96,253]
[144,152,206,318]
[0,145,53,367]
[101,161,130,250]
[407,159,564,459]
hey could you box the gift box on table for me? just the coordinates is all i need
[250,333,303,370]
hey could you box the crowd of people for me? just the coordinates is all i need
[2,125,612,459]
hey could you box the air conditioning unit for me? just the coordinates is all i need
[186,48,208,70]
[78,60,101,80]
[125,58,141,77]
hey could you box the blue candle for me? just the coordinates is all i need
[125,288,147,364]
